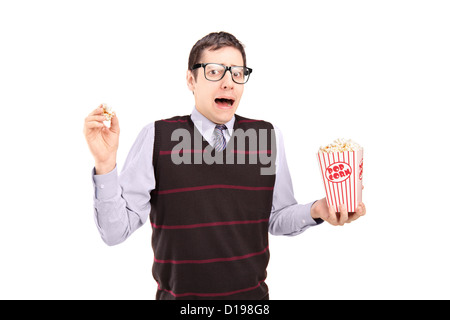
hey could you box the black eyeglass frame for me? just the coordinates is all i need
[191,63,253,84]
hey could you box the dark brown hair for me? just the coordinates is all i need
[188,31,246,79]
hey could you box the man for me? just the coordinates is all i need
[84,32,366,300]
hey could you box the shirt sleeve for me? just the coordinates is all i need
[92,123,156,245]
[268,126,321,236]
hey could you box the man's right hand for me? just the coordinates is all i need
[83,104,120,175]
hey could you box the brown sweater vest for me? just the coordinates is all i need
[150,114,276,300]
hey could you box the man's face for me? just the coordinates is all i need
[187,46,245,124]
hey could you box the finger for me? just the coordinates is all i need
[357,202,366,216]
[327,204,339,226]
[347,203,366,223]
[89,105,104,116]
[339,204,348,225]
[109,112,120,133]
[85,115,107,123]
[84,120,105,130]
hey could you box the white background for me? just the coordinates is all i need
[0,0,449,299]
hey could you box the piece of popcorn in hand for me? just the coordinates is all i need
[102,103,115,121]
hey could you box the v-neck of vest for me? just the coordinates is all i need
[187,116,240,152]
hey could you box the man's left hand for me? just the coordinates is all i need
[311,198,366,226]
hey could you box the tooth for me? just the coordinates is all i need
[227,102,232,106]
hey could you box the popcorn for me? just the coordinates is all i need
[317,138,364,213]
[102,103,115,121]
[319,138,362,153]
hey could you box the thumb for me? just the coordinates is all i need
[109,113,120,134]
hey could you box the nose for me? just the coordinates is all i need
[220,69,234,90]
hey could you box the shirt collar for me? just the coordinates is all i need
[190,107,235,144]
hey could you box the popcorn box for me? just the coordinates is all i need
[317,149,363,213]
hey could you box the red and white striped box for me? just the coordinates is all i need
[317,149,363,213]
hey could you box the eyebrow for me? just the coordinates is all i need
[217,63,243,67]
[200,62,245,68]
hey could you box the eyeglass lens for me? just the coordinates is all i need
[204,64,249,83]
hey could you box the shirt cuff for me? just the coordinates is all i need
[310,200,324,225]
[314,217,324,225]
[92,165,119,200]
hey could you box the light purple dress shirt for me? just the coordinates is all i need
[92,108,319,245]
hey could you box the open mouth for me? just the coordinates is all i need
[215,98,235,108]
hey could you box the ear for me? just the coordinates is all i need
[186,70,196,93]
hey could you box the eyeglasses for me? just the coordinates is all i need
[192,63,252,84]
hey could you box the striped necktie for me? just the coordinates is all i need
[213,124,227,152]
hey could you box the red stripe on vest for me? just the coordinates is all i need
[156,184,274,195]
[154,246,269,265]
[151,218,269,230]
